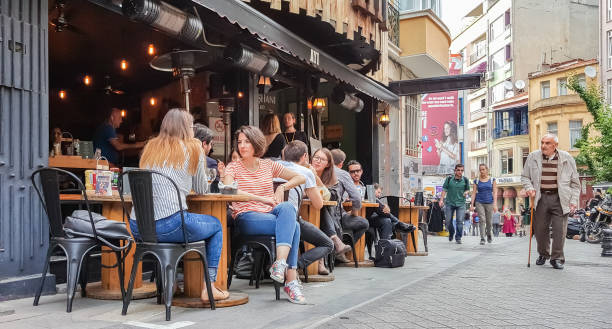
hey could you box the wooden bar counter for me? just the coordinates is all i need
[299,200,337,281]
[398,205,430,255]
[59,194,157,300]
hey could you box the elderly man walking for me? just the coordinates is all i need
[521,134,580,270]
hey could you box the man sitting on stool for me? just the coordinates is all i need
[369,183,414,240]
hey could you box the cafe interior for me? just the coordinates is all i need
[49,0,382,174]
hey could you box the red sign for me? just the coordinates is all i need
[421,91,459,175]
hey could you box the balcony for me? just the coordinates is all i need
[397,9,451,77]
[471,141,487,150]
[493,123,528,139]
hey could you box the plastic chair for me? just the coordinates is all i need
[119,169,215,321]
[31,167,130,312]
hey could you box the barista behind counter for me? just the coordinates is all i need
[93,107,145,167]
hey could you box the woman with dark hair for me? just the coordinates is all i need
[261,114,286,159]
[310,148,352,258]
[435,121,459,174]
[223,125,307,304]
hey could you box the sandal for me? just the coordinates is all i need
[200,286,230,303]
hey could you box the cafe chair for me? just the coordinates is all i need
[119,169,216,321]
[341,230,359,268]
[381,196,428,253]
[31,167,130,312]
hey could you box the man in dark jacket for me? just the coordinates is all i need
[369,183,414,239]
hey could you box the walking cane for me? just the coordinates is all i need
[527,196,535,268]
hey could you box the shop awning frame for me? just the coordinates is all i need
[191,0,399,107]
[389,74,483,96]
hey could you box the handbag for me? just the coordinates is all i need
[234,246,255,280]
[64,210,133,250]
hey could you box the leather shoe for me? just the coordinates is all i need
[550,259,564,270]
[396,222,415,232]
[535,256,546,266]
[335,253,350,263]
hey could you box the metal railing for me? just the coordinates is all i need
[493,124,529,139]
[388,0,400,47]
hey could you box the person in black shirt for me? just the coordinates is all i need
[282,112,308,145]
[261,114,286,159]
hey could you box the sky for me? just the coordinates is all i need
[441,0,482,38]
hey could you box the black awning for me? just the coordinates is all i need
[192,0,399,107]
[389,74,483,96]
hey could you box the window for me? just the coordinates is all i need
[522,148,530,167]
[474,125,487,145]
[405,95,420,155]
[504,9,511,28]
[490,15,504,41]
[577,74,587,89]
[541,81,550,99]
[505,44,512,62]
[609,0,612,21]
[558,78,568,96]
[480,98,486,108]
[570,120,583,149]
[501,149,513,174]
[400,0,440,16]
[608,31,612,68]
[608,79,612,105]
[491,82,505,104]
[400,0,417,11]
[502,112,510,131]
[547,122,558,136]
[491,48,506,70]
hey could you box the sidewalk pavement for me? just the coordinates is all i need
[0,235,610,329]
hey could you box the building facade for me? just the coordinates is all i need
[451,0,599,187]
[599,0,612,104]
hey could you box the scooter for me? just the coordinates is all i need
[585,196,612,244]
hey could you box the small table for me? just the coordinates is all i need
[398,205,430,255]
[59,194,157,300]
[299,200,337,281]
[340,201,379,267]
[172,193,251,308]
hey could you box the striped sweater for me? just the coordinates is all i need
[541,151,558,191]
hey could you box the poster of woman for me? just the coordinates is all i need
[435,121,459,174]
[420,91,460,175]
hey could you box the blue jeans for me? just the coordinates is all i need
[445,205,466,241]
[235,202,300,268]
[130,211,222,281]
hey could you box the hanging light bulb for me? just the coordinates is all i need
[379,112,390,128]
[83,75,91,86]
[147,43,156,56]
[120,59,128,70]
[150,97,157,106]
[237,91,244,98]
[121,109,126,117]
[59,90,66,99]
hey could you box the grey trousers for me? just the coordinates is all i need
[475,202,494,240]
[535,193,568,262]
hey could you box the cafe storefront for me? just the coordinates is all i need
[0,0,397,299]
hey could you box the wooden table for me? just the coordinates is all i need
[299,200,337,281]
[398,205,430,255]
[340,201,379,267]
[50,156,109,169]
[173,193,251,308]
[59,194,157,300]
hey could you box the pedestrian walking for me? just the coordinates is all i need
[469,164,497,245]
[492,209,501,237]
[502,208,516,237]
[472,212,480,236]
[521,134,580,270]
[439,164,470,244]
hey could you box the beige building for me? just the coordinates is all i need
[528,59,597,156]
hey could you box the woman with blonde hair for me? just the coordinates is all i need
[223,125,306,304]
[261,114,286,159]
[469,163,498,245]
[130,108,227,302]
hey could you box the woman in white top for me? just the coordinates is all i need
[435,121,459,174]
[129,109,227,302]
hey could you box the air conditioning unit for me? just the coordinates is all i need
[485,72,494,81]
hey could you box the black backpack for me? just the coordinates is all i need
[374,239,406,268]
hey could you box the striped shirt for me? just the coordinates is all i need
[226,159,284,218]
[131,147,208,221]
[541,151,558,191]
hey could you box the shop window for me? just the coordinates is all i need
[501,149,513,175]
[570,120,582,149]
[541,81,550,99]
[405,95,420,155]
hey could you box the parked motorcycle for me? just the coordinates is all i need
[585,195,612,244]
[567,211,587,241]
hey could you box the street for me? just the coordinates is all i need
[1,235,610,329]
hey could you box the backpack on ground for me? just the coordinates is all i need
[374,239,406,268]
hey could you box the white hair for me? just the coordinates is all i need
[541,133,559,143]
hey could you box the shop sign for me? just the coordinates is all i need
[496,176,522,185]
[208,117,226,158]
[258,94,277,114]
[324,125,343,141]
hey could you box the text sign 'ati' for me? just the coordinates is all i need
[310,49,320,66]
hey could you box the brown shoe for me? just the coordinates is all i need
[335,245,352,256]
[318,263,330,275]
[335,253,350,263]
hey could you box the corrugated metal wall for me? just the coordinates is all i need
[0,0,49,280]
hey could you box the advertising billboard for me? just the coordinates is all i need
[421,91,459,175]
